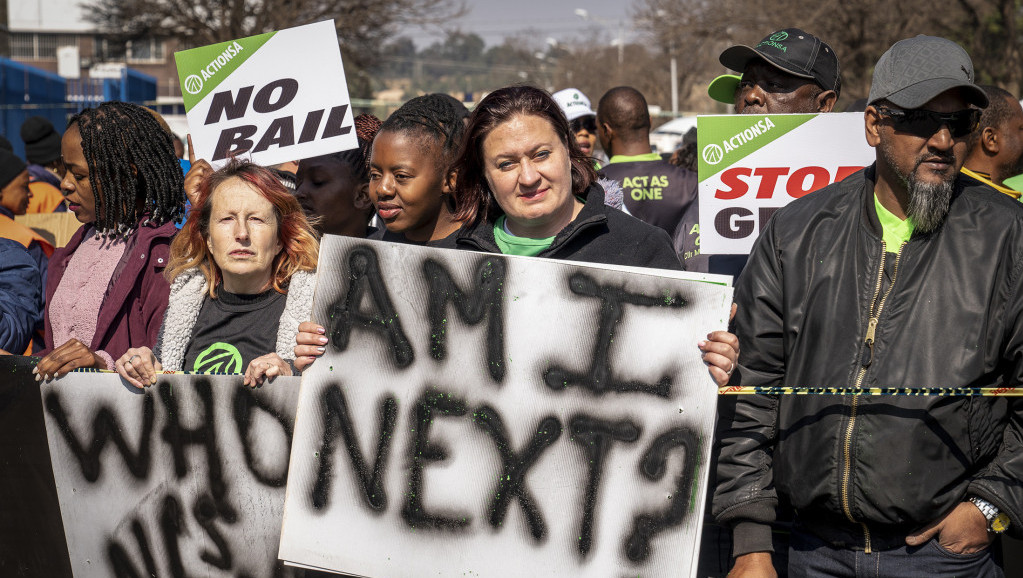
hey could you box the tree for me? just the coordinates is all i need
[82,0,465,97]
[633,0,1023,109]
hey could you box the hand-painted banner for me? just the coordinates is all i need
[278,237,734,577]
[174,20,357,166]
[0,352,304,578]
[697,112,875,255]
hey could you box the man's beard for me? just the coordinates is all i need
[880,141,955,234]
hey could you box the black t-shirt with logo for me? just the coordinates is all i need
[600,156,698,237]
[183,288,287,373]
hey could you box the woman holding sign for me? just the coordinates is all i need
[295,86,739,384]
[34,102,185,381]
[114,160,318,388]
[442,85,737,383]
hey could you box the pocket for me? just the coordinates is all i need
[928,537,990,560]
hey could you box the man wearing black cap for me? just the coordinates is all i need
[707,28,841,114]
[715,36,1022,576]
[20,115,66,213]
[676,29,844,276]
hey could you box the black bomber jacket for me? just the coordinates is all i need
[713,164,1023,555]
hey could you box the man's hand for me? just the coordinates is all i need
[34,339,106,380]
[905,501,994,554]
[728,552,777,578]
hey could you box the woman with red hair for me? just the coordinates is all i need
[115,160,318,388]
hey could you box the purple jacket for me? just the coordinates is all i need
[42,221,176,360]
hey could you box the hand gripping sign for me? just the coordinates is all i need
[697,112,875,255]
[278,237,733,577]
[174,20,358,167]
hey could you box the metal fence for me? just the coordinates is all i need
[0,58,158,160]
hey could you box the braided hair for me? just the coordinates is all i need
[379,93,468,169]
[331,113,382,180]
[67,102,185,237]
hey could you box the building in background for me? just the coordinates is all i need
[5,0,183,99]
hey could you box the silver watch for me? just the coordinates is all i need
[969,496,1011,533]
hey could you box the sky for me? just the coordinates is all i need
[401,0,636,48]
[9,0,638,47]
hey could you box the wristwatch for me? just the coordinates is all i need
[969,496,1011,534]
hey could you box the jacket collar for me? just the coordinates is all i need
[455,183,609,256]
[90,220,178,350]
[857,162,968,243]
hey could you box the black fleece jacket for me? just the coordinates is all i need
[433,183,683,270]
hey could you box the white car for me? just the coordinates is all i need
[649,116,699,154]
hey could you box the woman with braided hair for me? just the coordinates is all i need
[295,113,382,238]
[34,101,185,381]
[367,93,468,243]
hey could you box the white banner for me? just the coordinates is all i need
[279,237,733,577]
[41,373,301,577]
[175,20,358,167]
[698,112,875,254]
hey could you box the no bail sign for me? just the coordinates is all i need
[174,20,358,166]
[697,112,875,255]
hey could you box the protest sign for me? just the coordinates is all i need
[174,20,357,166]
[0,352,304,578]
[697,112,875,255]
[278,237,733,577]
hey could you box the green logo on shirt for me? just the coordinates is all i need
[194,342,243,373]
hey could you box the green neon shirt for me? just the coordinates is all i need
[493,216,556,256]
[873,194,914,251]
[608,152,663,164]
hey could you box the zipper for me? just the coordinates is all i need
[843,240,906,554]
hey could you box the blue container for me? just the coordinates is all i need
[0,58,70,160]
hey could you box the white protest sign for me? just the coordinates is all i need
[40,373,301,577]
[174,20,357,166]
[698,112,875,254]
[278,237,733,577]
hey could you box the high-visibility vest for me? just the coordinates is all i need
[27,181,65,213]
[0,213,55,256]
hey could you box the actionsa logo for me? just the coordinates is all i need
[184,74,204,95]
[702,143,724,165]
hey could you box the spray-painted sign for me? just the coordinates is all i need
[174,20,357,166]
[698,112,875,254]
[278,237,733,577]
[5,358,303,578]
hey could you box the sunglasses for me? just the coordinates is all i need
[570,116,597,133]
[875,106,981,139]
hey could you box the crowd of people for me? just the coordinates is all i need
[1,25,1022,578]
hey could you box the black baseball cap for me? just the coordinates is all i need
[713,28,841,103]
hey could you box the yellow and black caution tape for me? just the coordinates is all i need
[718,385,1021,397]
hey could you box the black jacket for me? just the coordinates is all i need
[714,165,1023,554]
[434,183,683,270]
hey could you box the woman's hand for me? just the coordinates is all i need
[699,303,739,386]
[294,321,328,372]
[183,136,211,207]
[34,339,107,381]
[115,347,162,389]
[244,353,292,387]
